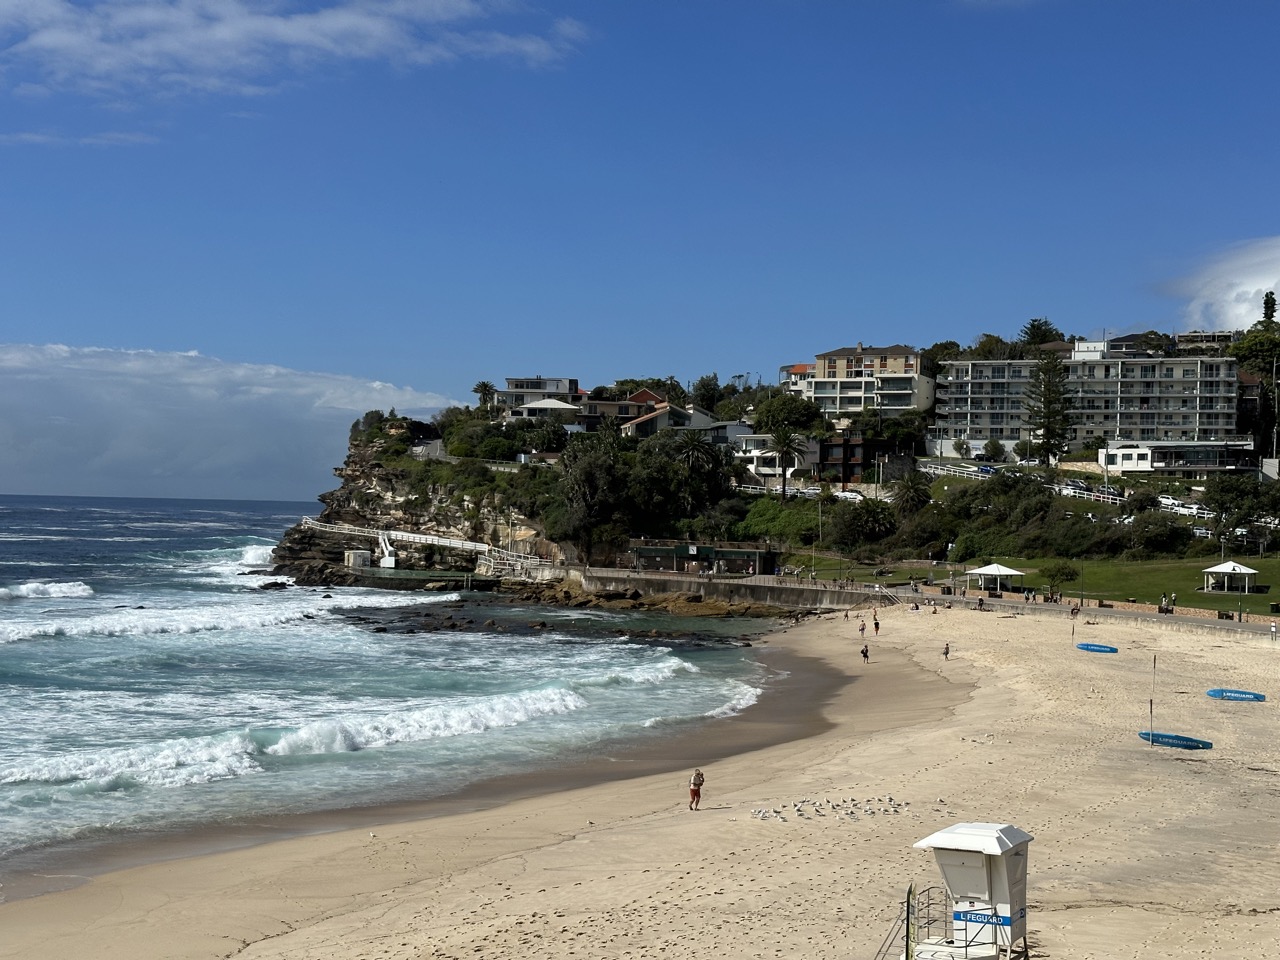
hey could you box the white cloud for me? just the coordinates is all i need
[0,344,457,500]
[0,128,160,145]
[1179,236,1280,332]
[0,0,585,98]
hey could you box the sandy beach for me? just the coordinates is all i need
[5,601,1280,960]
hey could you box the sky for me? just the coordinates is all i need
[4,0,1280,500]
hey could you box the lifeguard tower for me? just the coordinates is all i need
[881,822,1033,960]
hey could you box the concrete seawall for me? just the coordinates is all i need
[571,568,879,612]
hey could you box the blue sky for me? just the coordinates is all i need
[4,0,1280,500]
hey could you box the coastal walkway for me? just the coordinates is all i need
[299,517,551,579]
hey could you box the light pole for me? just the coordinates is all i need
[1272,358,1278,460]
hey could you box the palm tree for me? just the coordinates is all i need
[674,430,717,474]
[472,380,497,413]
[888,469,933,518]
[764,429,809,500]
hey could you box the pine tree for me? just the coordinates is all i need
[1022,351,1074,463]
[1018,317,1065,346]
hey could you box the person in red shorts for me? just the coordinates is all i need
[689,768,705,810]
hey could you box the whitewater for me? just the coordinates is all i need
[0,495,771,880]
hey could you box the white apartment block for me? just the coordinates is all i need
[779,344,935,423]
[931,341,1246,461]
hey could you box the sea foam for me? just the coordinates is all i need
[267,687,588,756]
[0,580,95,601]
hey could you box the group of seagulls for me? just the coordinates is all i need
[749,795,919,823]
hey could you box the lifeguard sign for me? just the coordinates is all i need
[912,823,1032,960]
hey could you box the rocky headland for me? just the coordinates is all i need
[271,417,791,619]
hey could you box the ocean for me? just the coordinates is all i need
[0,495,773,891]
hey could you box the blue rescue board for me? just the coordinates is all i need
[1206,688,1266,702]
[1139,731,1213,750]
[1076,643,1118,653]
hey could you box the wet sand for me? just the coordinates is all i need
[5,603,1280,959]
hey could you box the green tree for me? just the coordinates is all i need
[1039,559,1079,595]
[558,429,628,562]
[764,429,810,501]
[1023,350,1074,463]
[888,470,933,518]
[1134,331,1176,357]
[952,438,972,459]
[982,438,1007,461]
[1019,317,1065,346]
[752,394,827,434]
[1201,474,1265,537]
[969,333,1023,361]
[826,498,896,551]
[921,340,963,369]
[690,373,722,412]
[1266,290,1277,324]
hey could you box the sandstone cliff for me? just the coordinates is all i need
[271,422,551,587]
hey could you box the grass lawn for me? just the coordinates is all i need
[780,552,1279,618]
[1013,555,1279,617]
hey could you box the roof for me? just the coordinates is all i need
[968,563,1025,577]
[1203,561,1259,575]
[520,398,579,410]
[817,344,918,358]
[914,823,1034,855]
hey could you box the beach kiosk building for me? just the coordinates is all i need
[903,822,1033,960]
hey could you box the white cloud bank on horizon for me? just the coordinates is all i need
[0,0,586,98]
[1179,236,1280,332]
[0,344,456,501]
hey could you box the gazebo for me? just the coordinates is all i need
[967,562,1026,594]
[1202,560,1259,594]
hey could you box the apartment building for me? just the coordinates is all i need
[931,340,1251,475]
[779,344,935,423]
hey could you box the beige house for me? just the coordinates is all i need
[781,344,935,423]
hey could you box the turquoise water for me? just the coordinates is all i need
[0,495,771,874]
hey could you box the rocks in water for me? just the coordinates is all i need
[259,581,289,591]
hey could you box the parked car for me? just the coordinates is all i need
[1097,484,1123,498]
[1065,478,1092,492]
[978,465,997,475]
[1157,494,1183,509]
[1017,458,1041,466]
[973,453,993,462]
[1193,526,1212,539]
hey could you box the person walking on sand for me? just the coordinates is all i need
[873,616,880,636]
[843,609,849,621]
[861,644,869,664]
[689,768,705,810]
[859,619,866,640]
[943,642,950,661]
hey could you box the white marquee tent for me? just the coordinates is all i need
[967,563,1026,593]
[1202,560,1259,594]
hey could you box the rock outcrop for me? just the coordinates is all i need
[502,578,790,619]
[272,421,550,587]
